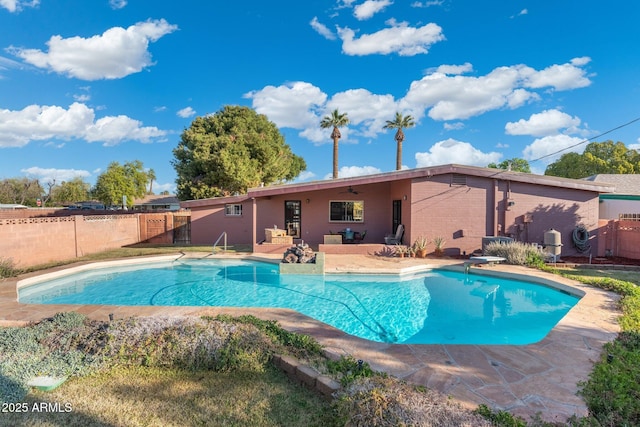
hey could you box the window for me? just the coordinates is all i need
[225,204,242,216]
[330,201,364,222]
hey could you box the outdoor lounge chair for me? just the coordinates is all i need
[384,224,404,245]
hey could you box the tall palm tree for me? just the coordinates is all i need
[147,168,156,195]
[320,109,350,179]
[383,112,416,170]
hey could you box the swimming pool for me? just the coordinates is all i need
[18,258,580,345]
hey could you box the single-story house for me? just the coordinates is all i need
[133,195,181,212]
[181,164,614,256]
[583,174,640,220]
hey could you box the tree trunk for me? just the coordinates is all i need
[333,137,339,179]
[396,140,403,170]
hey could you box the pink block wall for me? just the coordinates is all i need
[597,219,640,259]
[0,215,140,268]
[189,202,254,245]
[254,182,396,247]
[408,175,600,256]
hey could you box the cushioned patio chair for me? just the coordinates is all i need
[384,224,404,245]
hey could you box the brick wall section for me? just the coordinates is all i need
[597,219,640,259]
[0,215,140,268]
[409,175,600,256]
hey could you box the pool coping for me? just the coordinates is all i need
[0,253,622,423]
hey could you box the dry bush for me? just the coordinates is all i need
[333,376,493,427]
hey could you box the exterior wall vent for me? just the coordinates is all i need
[451,174,467,186]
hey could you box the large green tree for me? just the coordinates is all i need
[383,112,415,171]
[488,158,531,173]
[172,106,306,200]
[320,109,349,179]
[0,177,43,206]
[93,160,150,207]
[50,177,91,205]
[545,140,640,178]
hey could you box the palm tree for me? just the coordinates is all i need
[383,112,416,170]
[147,168,156,195]
[320,109,350,179]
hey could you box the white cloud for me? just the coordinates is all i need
[152,181,176,194]
[84,115,166,146]
[21,166,90,183]
[327,89,400,137]
[411,1,443,7]
[323,165,382,179]
[10,19,178,80]
[338,20,444,56]
[404,59,589,121]
[522,134,586,163]
[0,0,38,12]
[310,17,336,40]
[73,94,91,102]
[443,122,464,131]
[434,63,473,75]
[0,102,167,147]
[177,107,196,118]
[353,0,393,21]
[294,171,317,182]
[246,59,592,146]
[109,0,127,9]
[415,139,501,167]
[521,57,592,91]
[245,81,328,129]
[505,109,581,137]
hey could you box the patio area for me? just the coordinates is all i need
[0,253,621,423]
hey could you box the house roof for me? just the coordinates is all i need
[134,195,180,206]
[583,174,640,195]
[181,164,616,208]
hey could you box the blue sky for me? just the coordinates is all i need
[1,0,639,195]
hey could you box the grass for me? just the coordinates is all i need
[2,365,336,427]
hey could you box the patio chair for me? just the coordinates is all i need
[384,224,404,245]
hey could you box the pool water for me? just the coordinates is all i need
[18,258,579,345]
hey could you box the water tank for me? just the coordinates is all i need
[543,229,562,256]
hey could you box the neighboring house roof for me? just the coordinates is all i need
[0,204,28,209]
[181,164,616,208]
[134,195,180,206]
[583,174,640,195]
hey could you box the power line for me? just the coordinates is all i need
[530,115,640,163]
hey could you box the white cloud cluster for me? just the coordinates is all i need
[310,17,336,40]
[505,109,581,137]
[353,0,393,21]
[505,109,590,163]
[10,19,178,80]
[246,58,592,146]
[109,0,127,9]
[21,166,90,183]
[338,20,444,56]
[415,139,501,167]
[177,107,196,118]
[323,165,382,179]
[0,0,38,13]
[0,102,167,148]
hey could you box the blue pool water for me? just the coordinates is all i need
[18,258,579,345]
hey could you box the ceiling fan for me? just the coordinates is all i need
[340,186,362,195]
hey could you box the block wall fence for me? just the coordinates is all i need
[0,212,188,268]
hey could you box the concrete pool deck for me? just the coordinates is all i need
[0,253,622,423]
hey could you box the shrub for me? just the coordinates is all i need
[0,257,16,278]
[484,241,545,267]
[333,376,494,427]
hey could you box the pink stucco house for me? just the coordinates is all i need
[181,164,614,257]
